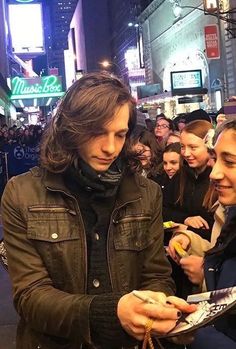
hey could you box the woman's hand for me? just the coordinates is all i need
[184,216,209,229]
[117,291,197,340]
[167,234,191,263]
[180,255,204,285]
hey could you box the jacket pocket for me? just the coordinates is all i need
[27,205,79,242]
[113,215,152,251]
[26,206,82,286]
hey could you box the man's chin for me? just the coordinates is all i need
[92,164,111,173]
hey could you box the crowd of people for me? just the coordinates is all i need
[0,124,43,149]
[0,72,235,349]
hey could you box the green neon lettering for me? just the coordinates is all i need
[11,76,62,97]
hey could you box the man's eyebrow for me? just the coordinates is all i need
[116,128,129,133]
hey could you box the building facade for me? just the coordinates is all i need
[139,0,236,117]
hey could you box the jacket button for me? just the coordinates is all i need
[94,233,100,241]
[51,233,58,239]
[93,279,100,288]
[85,186,92,191]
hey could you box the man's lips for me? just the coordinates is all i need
[95,157,114,163]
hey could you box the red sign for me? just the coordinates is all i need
[204,24,220,59]
[49,67,59,76]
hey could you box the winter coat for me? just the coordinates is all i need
[1,166,174,349]
[163,165,214,241]
[189,208,236,349]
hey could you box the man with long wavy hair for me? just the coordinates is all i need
[1,72,195,349]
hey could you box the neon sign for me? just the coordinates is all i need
[10,76,65,99]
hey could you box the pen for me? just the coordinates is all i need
[132,290,158,304]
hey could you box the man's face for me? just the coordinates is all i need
[79,103,130,172]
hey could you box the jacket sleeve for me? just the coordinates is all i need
[1,178,94,344]
[172,230,211,256]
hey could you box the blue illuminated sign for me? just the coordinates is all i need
[16,0,35,3]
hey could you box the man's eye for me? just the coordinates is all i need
[117,133,127,138]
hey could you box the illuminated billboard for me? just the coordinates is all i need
[8,3,45,56]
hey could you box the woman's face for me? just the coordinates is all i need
[163,151,180,178]
[133,142,151,167]
[166,134,180,145]
[180,130,210,172]
[210,129,236,206]
[154,119,171,139]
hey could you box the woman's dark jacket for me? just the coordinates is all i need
[190,207,236,348]
[162,165,214,240]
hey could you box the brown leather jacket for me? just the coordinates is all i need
[1,166,175,349]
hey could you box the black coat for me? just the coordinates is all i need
[162,165,214,241]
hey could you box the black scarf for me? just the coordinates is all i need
[64,158,124,199]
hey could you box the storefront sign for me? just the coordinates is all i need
[170,70,205,96]
[10,75,64,99]
[204,24,220,59]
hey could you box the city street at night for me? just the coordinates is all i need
[1,0,236,348]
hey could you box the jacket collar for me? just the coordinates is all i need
[31,166,144,205]
[115,172,144,207]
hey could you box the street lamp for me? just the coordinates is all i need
[171,0,236,37]
[99,60,122,76]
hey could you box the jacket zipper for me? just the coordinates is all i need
[112,214,151,225]
[46,186,87,293]
[107,196,142,291]
[28,206,76,215]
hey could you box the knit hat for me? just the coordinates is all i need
[185,109,211,124]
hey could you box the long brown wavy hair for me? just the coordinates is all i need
[40,72,137,173]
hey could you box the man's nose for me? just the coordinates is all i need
[102,136,115,154]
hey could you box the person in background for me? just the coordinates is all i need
[154,116,175,150]
[163,120,215,241]
[173,119,236,348]
[129,127,162,180]
[185,109,212,125]
[166,131,181,145]
[163,143,182,179]
[216,113,227,128]
[176,118,186,132]
[1,72,195,349]
[155,142,183,247]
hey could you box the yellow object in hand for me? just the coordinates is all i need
[163,221,175,229]
[172,241,189,258]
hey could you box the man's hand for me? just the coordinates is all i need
[180,255,204,285]
[184,216,209,229]
[117,291,197,340]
